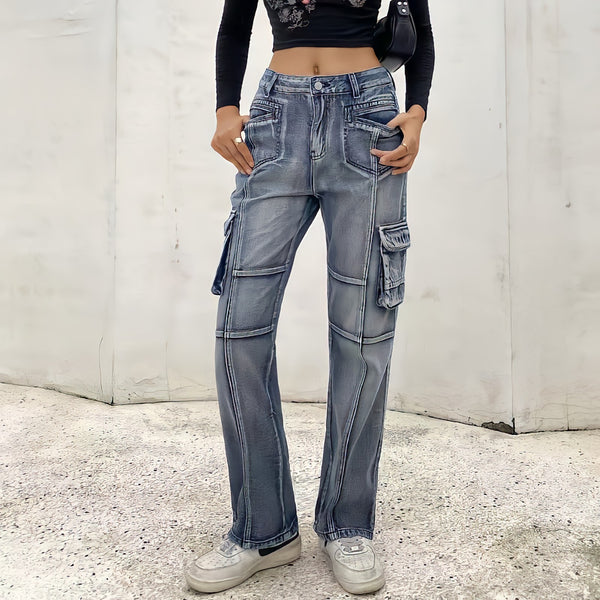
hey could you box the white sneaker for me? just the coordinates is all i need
[184,533,301,593]
[319,535,385,595]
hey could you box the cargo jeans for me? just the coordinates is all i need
[211,65,410,549]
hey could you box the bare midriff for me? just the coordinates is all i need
[267,46,382,76]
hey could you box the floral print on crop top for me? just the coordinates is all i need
[215,0,434,118]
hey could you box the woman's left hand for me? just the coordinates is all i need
[370,104,425,174]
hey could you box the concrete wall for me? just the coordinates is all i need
[505,0,600,431]
[0,0,116,401]
[0,0,598,432]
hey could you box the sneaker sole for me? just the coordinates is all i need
[320,541,385,595]
[184,535,302,594]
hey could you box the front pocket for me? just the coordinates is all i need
[352,98,400,133]
[376,219,411,309]
[243,98,282,168]
[246,98,280,124]
[211,208,237,295]
[343,100,404,176]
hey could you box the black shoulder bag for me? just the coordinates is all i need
[373,0,417,72]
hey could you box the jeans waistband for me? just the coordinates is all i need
[258,65,396,99]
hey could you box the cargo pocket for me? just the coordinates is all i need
[376,219,411,309]
[211,208,237,296]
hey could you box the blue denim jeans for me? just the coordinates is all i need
[211,65,410,549]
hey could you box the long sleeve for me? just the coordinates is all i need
[405,0,435,120]
[215,0,260,111]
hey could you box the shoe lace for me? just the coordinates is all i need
[338,536,366,554]
[218,536,240,554]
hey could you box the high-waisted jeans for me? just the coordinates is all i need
[210,65,410,549]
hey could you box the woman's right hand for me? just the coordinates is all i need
[211,106,254,175]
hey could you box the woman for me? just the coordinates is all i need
[185,0,434,594]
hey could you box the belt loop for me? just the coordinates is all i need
[348,72,361,98]
[262,70,278,98]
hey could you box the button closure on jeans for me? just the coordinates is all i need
[314,81,323,90]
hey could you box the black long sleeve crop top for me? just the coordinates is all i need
[215,0,434,118]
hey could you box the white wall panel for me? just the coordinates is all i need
[505,0,600,431]
[388,0,513,426]
[0,1,116,402]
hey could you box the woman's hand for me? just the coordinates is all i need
[370,104,426,174]
[211,106,254,175]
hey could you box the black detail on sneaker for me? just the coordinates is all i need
[258,532,299,556]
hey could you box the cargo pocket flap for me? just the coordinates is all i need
[376,220,410,309]
[211,208,237,296]
[378,220,411,252]
[222,208,236,235]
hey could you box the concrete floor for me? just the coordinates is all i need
[0,382,599,600]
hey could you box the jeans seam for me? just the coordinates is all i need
[264,338,286,535]
[314,526,375,541]
[314,321,335,534]
[370,363,391,530]
[228,184,253,543]
[216,324,275,339]
[327,264,365,286]
[326,172,376,534]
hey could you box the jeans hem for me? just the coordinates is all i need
[312,523,374,542]
[227,519,299,550]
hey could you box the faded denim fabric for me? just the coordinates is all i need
[211,66,410,549]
